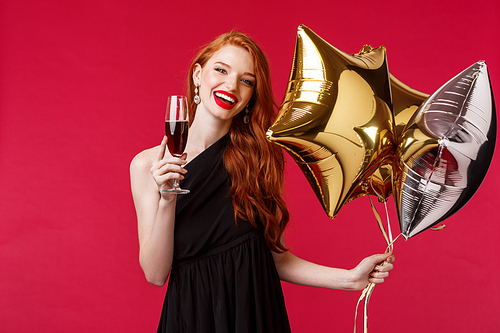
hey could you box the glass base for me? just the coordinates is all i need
[162,188,190,195]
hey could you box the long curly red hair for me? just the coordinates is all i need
[186,31,289,253]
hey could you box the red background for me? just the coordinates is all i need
[1,0,499,332]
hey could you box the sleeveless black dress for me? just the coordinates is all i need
[157,134,291,333]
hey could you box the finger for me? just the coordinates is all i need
[179,152,188,163]
[368,277,386,284]
[379,252,395,264]
[375,262,394,272]
[156,172,186,184]
[156,136,168,162]
[370,253,391,266]
[369,271,390,285]
[157,163,188,175]
[151,154,188,178]
[371,270,389,278]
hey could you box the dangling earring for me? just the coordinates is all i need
[243,104,250,124]
[194,84,201,105]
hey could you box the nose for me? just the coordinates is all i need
[224,74,238,92]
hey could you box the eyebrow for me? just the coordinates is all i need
[214,61,256,78]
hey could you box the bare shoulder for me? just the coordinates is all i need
[130,146,160,173]
[130,146,161,195]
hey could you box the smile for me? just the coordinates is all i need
[214,91,238,110]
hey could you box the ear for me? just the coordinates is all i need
[192,63,202,86]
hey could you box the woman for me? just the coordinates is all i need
[130,31,394,332]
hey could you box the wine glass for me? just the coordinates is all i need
[163,95,190,194]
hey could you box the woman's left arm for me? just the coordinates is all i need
[272,244,394,291]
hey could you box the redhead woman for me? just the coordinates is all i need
[130,31,394,333]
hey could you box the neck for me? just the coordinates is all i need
[184,108,232,161]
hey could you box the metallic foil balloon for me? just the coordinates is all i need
[365,74,430,201]
[266,25,395,218]
[394,61,496,239]
[390,74,430,138]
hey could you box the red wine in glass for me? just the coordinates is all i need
[163,95,190,194]
[165,120,189,156]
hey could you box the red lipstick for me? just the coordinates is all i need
[213,90,238,110]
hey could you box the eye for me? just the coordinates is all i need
[241,78,255,87]
[215,67,227,74]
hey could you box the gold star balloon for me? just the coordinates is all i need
[347,72,431,203]
[267,25,396,218]
[390,74,430,138]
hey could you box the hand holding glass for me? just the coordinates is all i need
[163,95,190,194]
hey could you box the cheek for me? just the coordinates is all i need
[201,73,219,90]
[197,81,212,107]
[242,89,254,105]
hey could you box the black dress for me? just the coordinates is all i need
[157,134,291,333]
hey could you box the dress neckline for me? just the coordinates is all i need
[184,132,230,168]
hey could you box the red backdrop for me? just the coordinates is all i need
[1,0,499,332]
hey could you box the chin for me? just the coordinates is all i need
[212,111,241,122]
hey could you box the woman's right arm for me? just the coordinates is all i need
[130,137,187,286]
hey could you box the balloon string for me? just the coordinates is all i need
[354,197,401,333]
[368,196,390,246]
[430,224,446,231]
[368,177,401,251]
[354,283,375,333]
[383,200,394,251]
[368,177,394,250]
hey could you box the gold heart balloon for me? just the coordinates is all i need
[267,25,398,218]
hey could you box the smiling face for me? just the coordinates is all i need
[192,44,256,124]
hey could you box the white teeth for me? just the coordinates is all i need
[215,92,236,104]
